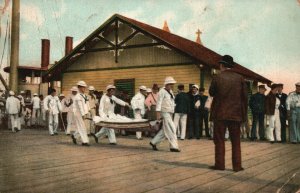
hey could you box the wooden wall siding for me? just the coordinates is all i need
[66,46,193,71]
[62,64,201,95]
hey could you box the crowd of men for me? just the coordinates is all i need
[0,54,299,172]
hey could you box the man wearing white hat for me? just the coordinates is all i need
[71,81,90,146]
[31,93,41,127]
[88,86,98,134]
[131,85,148,140]
[150,77,180,152]
[286,82,300,144]
[44,88,62,136]
[92,85,130,145]
[6,91,21,132]
[64,87,78,135]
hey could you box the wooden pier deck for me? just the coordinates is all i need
[0,129,299,193]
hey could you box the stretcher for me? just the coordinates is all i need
[95,120,161,132]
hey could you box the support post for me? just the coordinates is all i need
[9,0,20,93]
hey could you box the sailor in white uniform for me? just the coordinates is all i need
[131,85,147,140]
[92,85,130,145]
[71,81,90,146]
[44,89,62,136]
[150,77,180,152]
[6,91,21,132]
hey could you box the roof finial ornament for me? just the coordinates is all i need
[196,29,202,45]
[162,20,170,33]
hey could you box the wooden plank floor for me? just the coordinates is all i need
[0,129,299,193]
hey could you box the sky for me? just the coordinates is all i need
[0,0,299,92]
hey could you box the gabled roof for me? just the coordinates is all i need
[44,14,271,84]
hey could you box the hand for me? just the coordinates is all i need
[125,103,131,108]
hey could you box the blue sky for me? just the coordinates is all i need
[0,0,299,92]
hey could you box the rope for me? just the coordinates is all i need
[0,16,9,69]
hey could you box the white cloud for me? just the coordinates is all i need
[21,3,44,27]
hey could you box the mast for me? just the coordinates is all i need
[9,0,20,92]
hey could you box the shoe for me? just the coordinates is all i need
[137,138,143,140]
[270,141,275,144]
[209,166,225,171]
[110,143,117,145]
[149,142,158,151]
[14,127,18,132]
[54,133,58,135]
[91,133,98,143]
[170,148,181,152]
[233,167,244,172]
[180,139,184,140]
[71,134,77,144]
[292,142,297,144]
[82,143,90,146]
[50,134,54,136]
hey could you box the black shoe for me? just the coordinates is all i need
[209,166,225,171]
[71,135,77,144]
[82,143,90,146]
[91,133,98,143]
[270,141,275,144]
[292,142,297,144]
[14,127,18,132]
[180,139,184,141]
[137,138,143,140]
[233,167,244,172]
[50,134,54,136]
[170,148,181,152]
[54,133,58,135]
[149,142,158,151]
[110,143,117,145]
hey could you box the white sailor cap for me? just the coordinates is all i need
[59,94,65,97]
[192,84,199,90]
[20,91,25,94]
[106,85,116,91]
[146,88,152,93]
[70,86,78,92]
[295,82,300,86]
[88,86,95,91]
[139,86,147,91]
[17,95,22,99]
[9,91,15,96]
[164,76,177,85]
[33,93,38,96]
[77,81,87,87]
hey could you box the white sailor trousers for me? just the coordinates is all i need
[48,113,59,135]
[66,111,76,134]
[9,114,18,131]
[73,112,89,143]
[174,113,187,139]
[95,127,117,143]
[267,109,281,142]
[151,112,179,149]
[134,110,143,139]
[32,108,41,125]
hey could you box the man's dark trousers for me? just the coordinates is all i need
[214,120,242,170]
[251,112,265,139]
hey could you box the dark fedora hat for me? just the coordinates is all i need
[219,55,234,68]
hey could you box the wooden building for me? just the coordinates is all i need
[43,14,271,96]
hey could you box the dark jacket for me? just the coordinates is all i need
[276,93,287,117]
[175,92,190,114]
[209,70,248,122]
[189,93,201,116]
[265,92,276,115]
[249,92,265,113]
[199,95,208,110]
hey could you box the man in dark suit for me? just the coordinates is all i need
[209,55,248,172]
[276,83,288,143]
[188,84,201,139]
[249,85,266,141]
[199,88,210,138]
